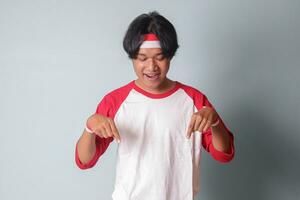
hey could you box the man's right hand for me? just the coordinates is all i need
[86,114,121,143]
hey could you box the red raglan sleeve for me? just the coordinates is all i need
[75,95,114,170]
[201,95,235,163]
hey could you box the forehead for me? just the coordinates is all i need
[137,48,163,56]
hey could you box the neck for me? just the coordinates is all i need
[135,78,176,94]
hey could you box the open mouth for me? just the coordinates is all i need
[144,73,160,80]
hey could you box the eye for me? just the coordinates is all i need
[138,56,147,61]
[155,54,165,61]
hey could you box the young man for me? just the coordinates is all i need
[75,11,235,200]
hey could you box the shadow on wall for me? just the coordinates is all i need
[198,23,300,200]
[212,103,300,200]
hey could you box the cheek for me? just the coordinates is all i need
[134,66,145,77]
[160,63,170,73]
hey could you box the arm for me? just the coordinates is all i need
[211,119,231,153]
[75,96,116,170]
[75,131,113,170]
[76,130,97,168]
[202,96,235,163]
[202,119,235,163]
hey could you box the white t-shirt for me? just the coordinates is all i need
[75,80,235,200]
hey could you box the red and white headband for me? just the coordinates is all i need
[140,33,161,48]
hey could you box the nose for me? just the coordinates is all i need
[147,58,158,71]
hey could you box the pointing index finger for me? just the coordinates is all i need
[187,114,196,139]
[108,119,121,143]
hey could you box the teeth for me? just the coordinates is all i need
[145,74,159,80]
[146,74,158,77]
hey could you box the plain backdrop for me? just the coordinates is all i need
[1,0,299,200]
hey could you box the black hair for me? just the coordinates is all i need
[123,11,179,59]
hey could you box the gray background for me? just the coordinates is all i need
[1,0,299,200]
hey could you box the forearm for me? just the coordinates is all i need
[211,121,231,153]
[76,131,97,164]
